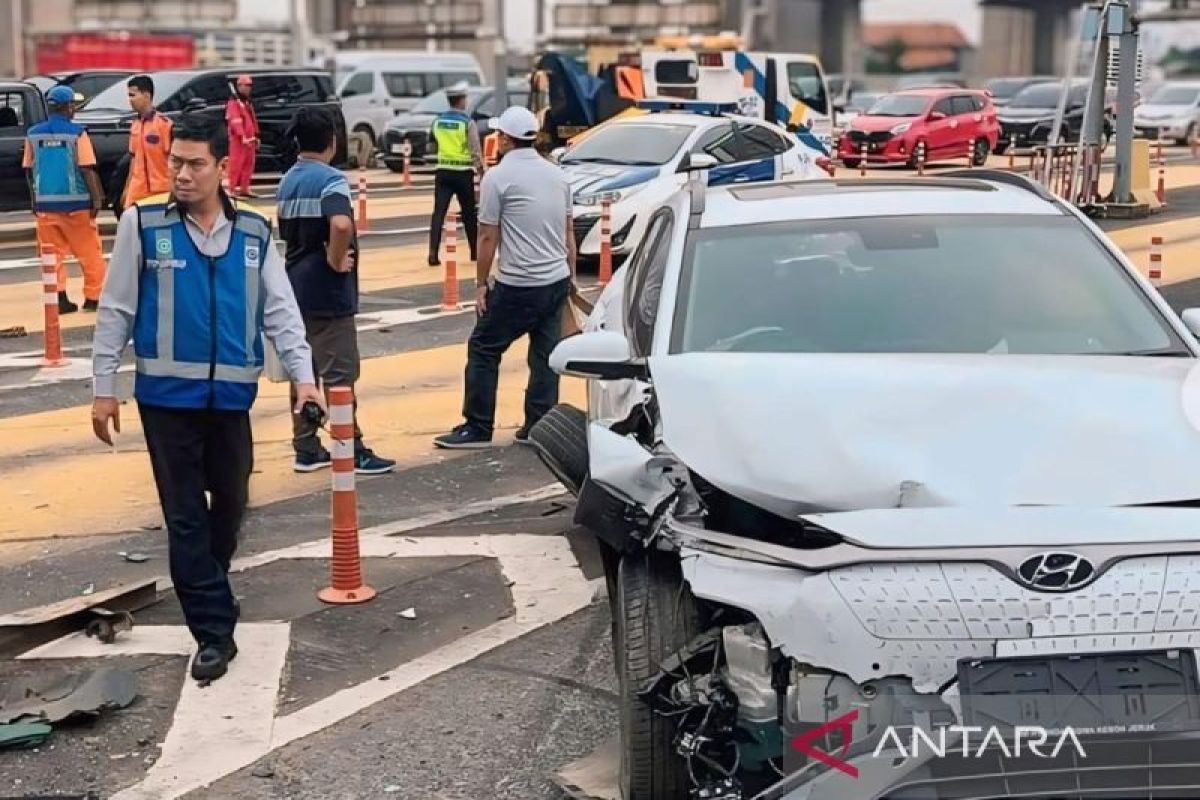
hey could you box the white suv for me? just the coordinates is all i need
[532,170,1200,799]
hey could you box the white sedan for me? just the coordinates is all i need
[531,167,1200,799]
[560,109,828,259]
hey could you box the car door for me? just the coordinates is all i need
[950,95,982,153]
[339,70,378,137]
[252,74,310,170]
[0,87,42,211]
[689,122,742,186]
[925,96,957,155]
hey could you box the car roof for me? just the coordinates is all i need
[609,112,726,129]
[0,80,37,91]
[894,87,980,98]
[700,176,1064,229]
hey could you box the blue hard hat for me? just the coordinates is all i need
[47,85,74,106]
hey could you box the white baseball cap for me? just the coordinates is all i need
[445,81,470,99]
[488,106,539,141]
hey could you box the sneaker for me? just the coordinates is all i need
[190,639,238,682]
[428,255,441,267]
[82,298,99,312]
[293,448,332,473]
[355,448,396,475]
[57,292,78,315]
[433,424,493,450]
[514,425,532,445]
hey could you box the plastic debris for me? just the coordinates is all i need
[0,722,51,750]
[398,608,417,620]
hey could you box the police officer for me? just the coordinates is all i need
[427,81,481,267]
[91,115,322,683]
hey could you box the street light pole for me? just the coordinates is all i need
[493,0,509,110]
[289,0,308,66]
[12,0,25,76]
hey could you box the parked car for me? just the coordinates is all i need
[983,75,1056,108]
[838,88,999,168]
[997,81,1113,152]
[835,91,881,128]
[380,82,529,171]
[336,51,483,149]
[533,168,1200,799]
[894,72,968,90]
[558,107,827,260]
[1134,81,1200,144]
[0,81,49,211]
[74,67,347,212]
[24,70,133,105]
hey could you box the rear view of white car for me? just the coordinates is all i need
[561,106,828,261]
[530,168,1200,799]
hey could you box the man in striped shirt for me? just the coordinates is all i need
[276,108,395,475]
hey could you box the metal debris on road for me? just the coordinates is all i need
[118,551,151,563]
[398,608,417,619]
[81,584,95,596]
[84,607,135,644]
[0,669,137,725]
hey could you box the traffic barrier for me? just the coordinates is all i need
[318,386,376,605]
[1008,136,1016,170]
[1157,164,1167,205]
[403,154,413,189]
[356,166,369,232]
[917,145,926,177]
[1149,235,1164,287]
[598,199,614,286]
[442,210,459,311]
[859,142,867,177]
[40,246,67,367]
[966,138,974,168]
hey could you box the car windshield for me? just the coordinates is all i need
[85,71,193,111]
[674,216,1186,356]
[987,78,1039,99]
[1010,84,1083,108]
[865,95,928,117]
[1149,86,1200,105]
[412,90,451,114]
[561,124,691,166]
[846,93,881,112]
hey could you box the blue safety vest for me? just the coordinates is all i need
[132,196,272,411]
[26,115,92,213]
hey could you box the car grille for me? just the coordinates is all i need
[573,215,599,246]
[847,130,893,145]
[383,129,429,159]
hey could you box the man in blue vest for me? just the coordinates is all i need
[427,81,482,267]
[90,115,323,683]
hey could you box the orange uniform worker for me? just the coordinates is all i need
[23,85,107,314]
[123,74,174,206]
[225,74,260,198]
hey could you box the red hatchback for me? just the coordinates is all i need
[838,89,999,168]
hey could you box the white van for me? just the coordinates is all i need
[640,49,834,154]
[335,51,484,147]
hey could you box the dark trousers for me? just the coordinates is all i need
[429,169,478,261]
[140,404,252,646]
[464,278,570,435]
[291,314,364,455]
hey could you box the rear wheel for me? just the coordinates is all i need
[972,138,990,166]
[618,551,700,800]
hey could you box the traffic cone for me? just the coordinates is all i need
[598,200,613,286]
[318,386,376,605]
[1149,235,1164,287]
[356,166,369,232]
[40,246,67,367]
[442,211,459,311]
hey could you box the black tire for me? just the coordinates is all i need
[972,139,990,167]
[842,157,861,169]
[384,160,405,174]
[1178,123,1195,148]
[527,403,588,495]
[617,551,700,800]
[993,141,1009,156]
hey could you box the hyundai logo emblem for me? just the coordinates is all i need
[1016,552,1097,592]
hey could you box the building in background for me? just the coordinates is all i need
[864,22,973,75]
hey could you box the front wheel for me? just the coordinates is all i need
[972,138,990,166]
[618,551,701,800]
[1178,123,1196,147]
[841,157,861,169]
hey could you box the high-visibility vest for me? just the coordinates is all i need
[26,115,92,212]
[433,110,474,170]
[483,132,499,168]
[131,196,272,411]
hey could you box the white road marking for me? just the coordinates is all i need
[20,624,194,659]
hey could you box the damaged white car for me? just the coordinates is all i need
[528,168,1200,800]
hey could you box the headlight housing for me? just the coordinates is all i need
[890,122,912,135]
[576,181,648,207]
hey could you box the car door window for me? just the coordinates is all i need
[693,123,739,164]
[383,73,425,99]
[932,98,954,118]
[0,91,30,130]
[160,75,230,112]
[441,72,481,89]
[786,61,828,115]
[970,95,986,112]
[737,122,790,159]
[341,71,375,99]
[251,76,292,105]
[625,210,675,356]
[951,96,976,116]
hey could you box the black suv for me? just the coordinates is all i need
[74,67,347,211]
[0,81,49,212]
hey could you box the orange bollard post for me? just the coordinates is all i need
[442,210,459,311]
[356,166,369,232]
[318,386,376,605]
[1192,134,1199,160]
[1008,136,1016,170]
[40,246,67,367]
[966,138,975,168]
[1157,164,1167,205]
[917,145,926,177]
[859,143,867,177]
[402,154,413,189]
[1149,235,1164,287]
[598,199,613,286]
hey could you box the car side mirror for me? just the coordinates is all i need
[928,111,947,121]
[1182,308,1200,338]
[678,152,718,173]
[550,331,648,380]
[185,98,207,113]
[550,146,566,164]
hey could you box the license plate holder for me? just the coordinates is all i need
[958,650,1200,734]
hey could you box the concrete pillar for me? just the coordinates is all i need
[979,4,1036,77]
[1034,1,1075,75]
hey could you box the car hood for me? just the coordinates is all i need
[998,106,1057,122]
[385,112,436,134]
[850,115,917,133]
[561,163,662,198]
[651,353,1200,516]
[1136,103,1193,119]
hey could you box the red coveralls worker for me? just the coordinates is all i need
[225,74,260,198]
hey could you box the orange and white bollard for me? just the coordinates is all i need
[1008,136,1016,170]
[318,386,376,605]
[40,246,67,367]
[966,138,975,168]
[402,154,413,189]
[917,145,926,177]
[1157,163,1167,205]
[442,210,459,311]
[859,143,867,177]
[1149,235,1164,287]
[598,200,613,286]
[356,166,369,232]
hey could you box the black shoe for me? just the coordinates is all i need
[233,597,241,620]
[57,292,78,315]
[434,424,493,450]
[428,255,441,267]
[82,298,99,312]
[191,639,238,682]
[355,448,396,474]
[293,448,332,473]
[514,425,532,444]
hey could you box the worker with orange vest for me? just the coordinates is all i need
[225,74,260,198]
[123,74,174,206]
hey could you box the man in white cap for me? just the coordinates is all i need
[428,81,482,266]
[434,105,575,449]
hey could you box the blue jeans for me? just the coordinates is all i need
[463,278,570,435]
